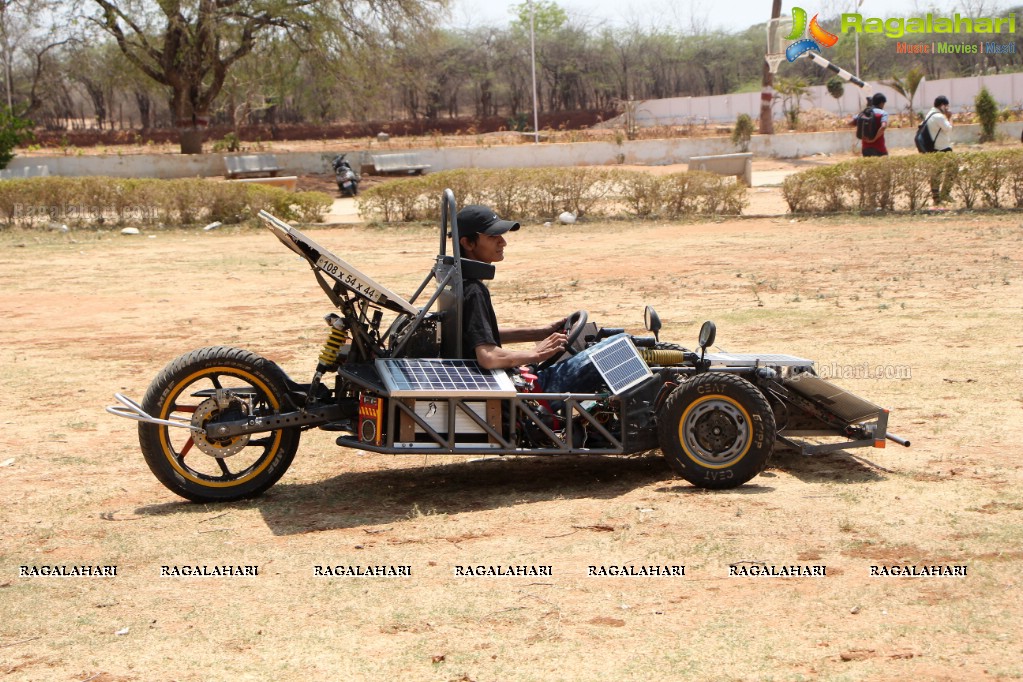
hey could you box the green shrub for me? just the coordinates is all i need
[1000,151,1023,207]
[975,87,999,143]
[781,165,848,212]
[782,148,1023,213]
[0,176,332,228]
[0,107,33,169]
[950,152,984,208]
[849,158,895,211]
[731,114,754,152]
[211,132,241,153]
[895,155,934,211]
[357,167,745,223]
[621,173,664,217]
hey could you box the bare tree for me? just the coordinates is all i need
[0,0,72,114]
[89,0,440,153]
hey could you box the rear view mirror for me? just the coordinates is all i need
[644,306,661,342]
[698,321,716,350]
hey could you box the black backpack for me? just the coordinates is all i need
[855,105,879,140]
[915,112,937,153]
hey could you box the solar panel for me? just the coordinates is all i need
[705,352,813,367]
[783,374,882,424]
[590,337,653,395]
[259,210,419,316]
[376,359,517,397]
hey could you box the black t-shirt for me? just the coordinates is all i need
[462,279,501,359]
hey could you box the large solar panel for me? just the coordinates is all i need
[705,352,813,367]
[783,374,882,424]
[590,337,653,395]
[376,359,517,397]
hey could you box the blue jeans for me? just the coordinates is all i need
[536,333,627,394]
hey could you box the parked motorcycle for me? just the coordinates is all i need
[331,154,359,197]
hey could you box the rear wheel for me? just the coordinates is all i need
[138,346,300,502]
[657,373,775,489]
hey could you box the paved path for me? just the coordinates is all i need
[752,169,799,187]
[323,197,361,224]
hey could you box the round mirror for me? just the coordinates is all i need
[644,306,662,334]
[698,320,716,349]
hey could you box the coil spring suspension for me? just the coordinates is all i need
[318,324,350,368]
[639,349,688,366]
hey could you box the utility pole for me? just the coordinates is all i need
[529,0,539,143]
[759,0,783,134]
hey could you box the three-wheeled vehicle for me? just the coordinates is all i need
[108,190,909,502]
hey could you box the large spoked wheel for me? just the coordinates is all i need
[138,346,300,503]
[657,373,775,489]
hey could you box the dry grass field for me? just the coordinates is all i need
[1,204,1022,681]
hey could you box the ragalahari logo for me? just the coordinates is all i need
[786,7,839,61]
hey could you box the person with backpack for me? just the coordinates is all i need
[920,95,955,204]
[860,93,889,157]
[924,96,954,152]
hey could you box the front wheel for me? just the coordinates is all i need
[138,346,300,502]
[657,373,775,489]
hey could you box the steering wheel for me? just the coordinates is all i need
[536,310,588,371]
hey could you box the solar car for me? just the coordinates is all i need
[109,190,908,502]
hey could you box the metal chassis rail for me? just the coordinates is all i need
[337,392,630,456]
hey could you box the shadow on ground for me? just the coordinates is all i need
[133,449,886,533]
[769,448,889,484]
[137,454,676,534]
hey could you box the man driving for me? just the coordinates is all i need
[455,204,617,394]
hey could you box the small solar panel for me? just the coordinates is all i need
[590,337,653,395]
[377,359,517,397]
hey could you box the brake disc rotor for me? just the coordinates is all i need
[190,397,251,458]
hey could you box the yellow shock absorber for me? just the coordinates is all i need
[639,349,688,366]
[318,325,350,367]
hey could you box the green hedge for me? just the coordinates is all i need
[0,176,333,228]
[782,149,1023,213]
[357,167,748,223]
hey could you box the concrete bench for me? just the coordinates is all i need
[224,154,283,179]
[0,165,50,180]
[687,153,753,187]
[371,152,430,175]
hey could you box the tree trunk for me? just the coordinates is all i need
[134,91,152,132]
[178,126,203,154]
[171,87,208,154]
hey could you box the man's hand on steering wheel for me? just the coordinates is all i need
[532,332,568,364]
[536,310,588,371]
[543,316,568,336]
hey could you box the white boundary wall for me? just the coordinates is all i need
[6,125,1023,180]
[636,72,1023,125]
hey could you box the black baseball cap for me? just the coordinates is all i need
[456,205,520,238]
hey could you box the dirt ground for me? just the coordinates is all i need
[1,167,1022,681]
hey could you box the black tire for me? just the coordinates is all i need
[138,346,300,502]
[657,373,775,489]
